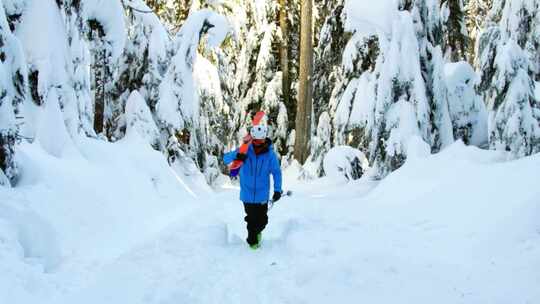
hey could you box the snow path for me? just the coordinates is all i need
[3,141,539,303]
[49,160,539,303]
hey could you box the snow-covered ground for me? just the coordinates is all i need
[1,139,539,303]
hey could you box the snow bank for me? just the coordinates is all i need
[0,195,61,273]
[14,138,202,259]
[323,146,369,181]
[3,136,540,303]
[0,134,207,303]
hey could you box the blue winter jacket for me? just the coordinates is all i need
[223,142,282,204]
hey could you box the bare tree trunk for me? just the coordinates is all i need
[279,0,293,129]
[294,0,313,164]
[91,27,105,136]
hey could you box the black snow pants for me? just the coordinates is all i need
[243,203,268,245]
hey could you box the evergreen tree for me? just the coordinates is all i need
[156,9,230,175]
[477,0,540,157]
[465,0,493,64]
[304,111,331,177]
[441,0,469,61]
[328,32,379,149]
[193,53,231,184]
[216,0,291,156]
[445,61,488,146]
[368,11,432,177]
[59,0,94,137]
[112,0,170,143]
[85,0,126,140]
[325,0,456,177]
[146,0,193,32]
[0,3,24,186]
[312,0,347,133]
[411,0,454,153]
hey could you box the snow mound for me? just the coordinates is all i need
[10,136,205,263]
[405,135,431,161]
[323,146,369,181]
[0,135,208,303]
[0,195,61,273]
[36,89,72,158]
[125,90,160,149]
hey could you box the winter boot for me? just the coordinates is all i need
[249,233,262,250]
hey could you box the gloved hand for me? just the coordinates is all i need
[235,153,247,161]
[272,191,282,202]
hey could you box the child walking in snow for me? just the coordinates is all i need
[223,121,283,249]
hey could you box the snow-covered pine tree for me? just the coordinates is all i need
[1,0,27,113]
[477,0,540,157]
[111,0,170,144]
[281,0,300,138]
[58,0,94,137]
[312,0,347,138]
[410,0,454,153]
[0,2,25,186]
[147,0,300,164]
[146,0,193,33]
[84,0,126,140]
[216,0,291,156]
[2,0,28,31]
[193,53,231,185]
[329,31,379,149]
[313,0,456,178]
[465,0,493,64]
[367,11,432,177]
[156,9,230,172]
[304,111,331,177]
[310,1,385,165]
[441,0,468,61]
[445,61,488,146]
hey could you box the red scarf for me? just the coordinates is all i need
[252,139,268,155]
